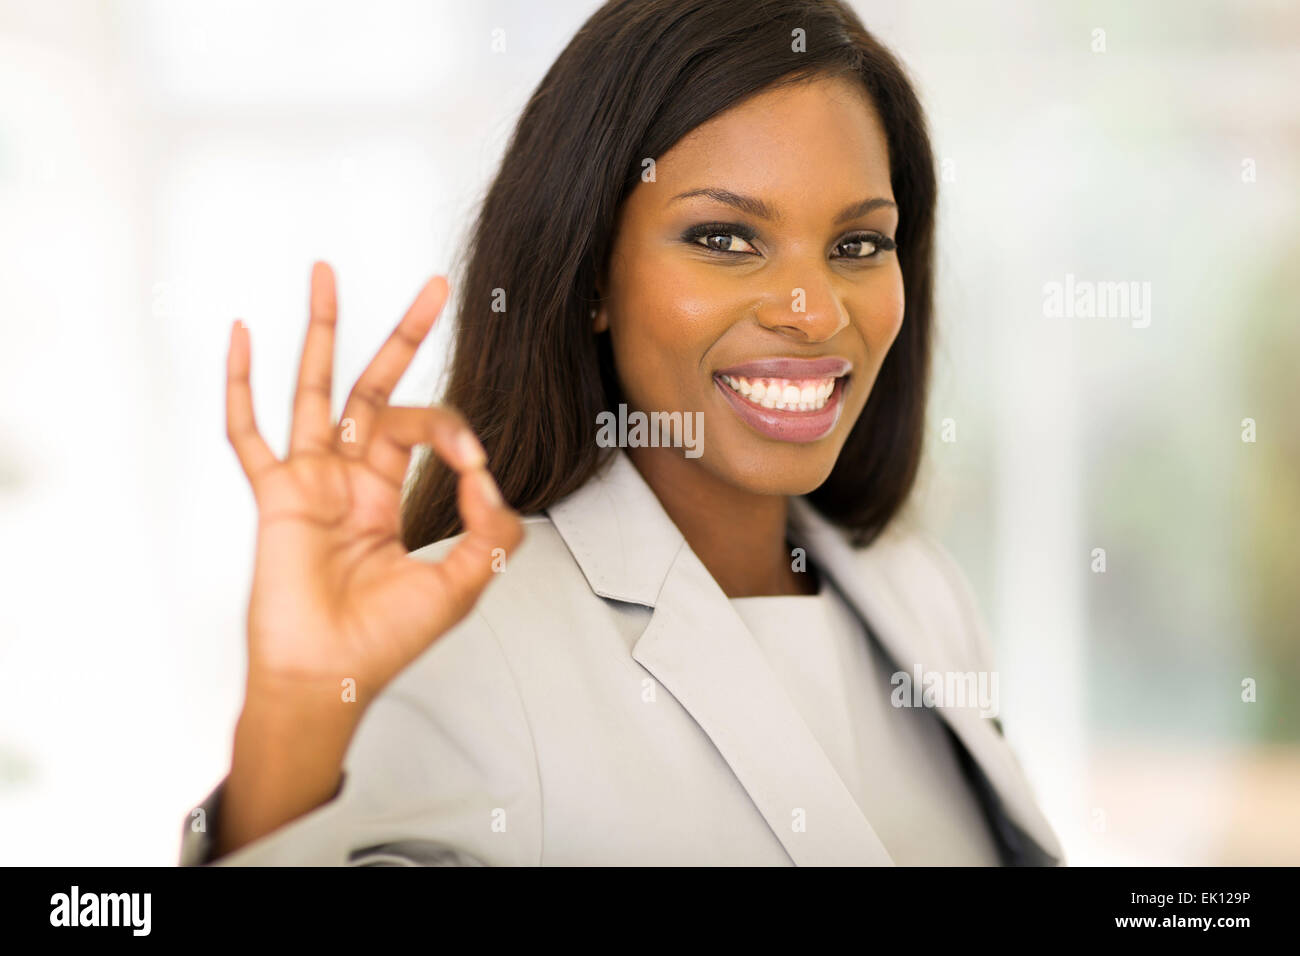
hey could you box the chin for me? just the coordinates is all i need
[704,437,844,498]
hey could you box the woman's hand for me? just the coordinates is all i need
[226,261,522,706]
[212,262,521,859]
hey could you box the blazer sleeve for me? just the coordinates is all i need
[178,609,542,866]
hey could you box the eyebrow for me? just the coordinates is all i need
[668,187,897,225]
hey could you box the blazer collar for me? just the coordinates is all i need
[546,449,1063,866]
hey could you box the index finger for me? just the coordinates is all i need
[422,461,524,623]
[365,404,487,491]
[368,406,522,614]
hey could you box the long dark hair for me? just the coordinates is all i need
[401,0,936,550]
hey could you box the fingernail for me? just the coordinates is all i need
[476,469,502,508]
[456,430,486,468]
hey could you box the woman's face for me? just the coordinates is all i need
[599,73,904,496]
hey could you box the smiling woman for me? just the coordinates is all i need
[182,0,1064,867]
[401,3,934,556]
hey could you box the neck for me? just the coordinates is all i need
[625,446,817,598]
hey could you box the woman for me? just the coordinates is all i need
[181,0,1064,866]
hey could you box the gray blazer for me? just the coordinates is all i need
[180,448,1064,866]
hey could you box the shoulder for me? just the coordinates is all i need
[407,511,590,625]
[395,512,595,689]
[317,519,575,863]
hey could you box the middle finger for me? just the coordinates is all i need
[337,275,448,458]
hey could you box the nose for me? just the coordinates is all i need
[752,263,851,343]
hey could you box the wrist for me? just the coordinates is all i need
[236,674,368,759]
[242,665,383,717]
[218,679,366,857]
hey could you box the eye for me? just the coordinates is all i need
[681,222,760,257]
[834,231,896,260]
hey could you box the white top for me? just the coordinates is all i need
[731,579,1004,865]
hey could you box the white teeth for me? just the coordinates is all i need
[719,373,839,412]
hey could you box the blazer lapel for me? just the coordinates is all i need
[787,497,1065,865]
[548,450,892,865]
[547,449,1062,866]
[632,541,895,865]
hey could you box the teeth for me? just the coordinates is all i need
[720,374,839,411]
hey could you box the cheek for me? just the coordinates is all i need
[608,253,732,409]
[853,267,906,362]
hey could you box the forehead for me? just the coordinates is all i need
[644,75,893,210]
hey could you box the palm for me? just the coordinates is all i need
[226,263,521,700]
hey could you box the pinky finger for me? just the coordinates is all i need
[225,320,278,482]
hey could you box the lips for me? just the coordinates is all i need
[712,356,852,443]
[715,356,851,380]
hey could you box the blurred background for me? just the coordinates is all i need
[0,0,1295,865]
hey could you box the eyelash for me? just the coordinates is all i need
[680,221,896,260]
